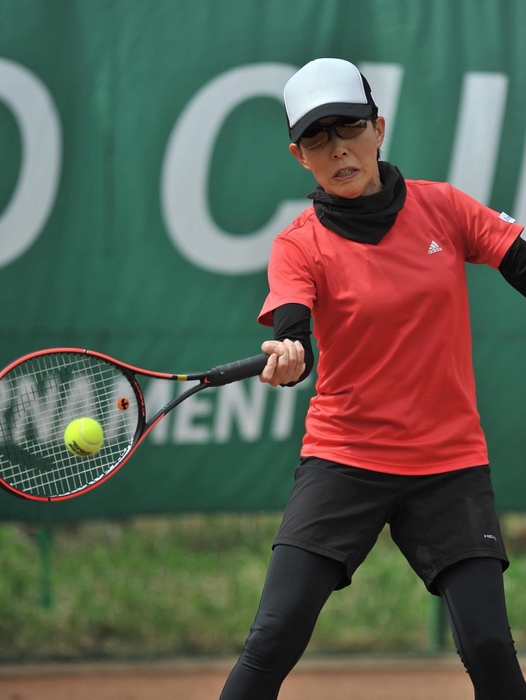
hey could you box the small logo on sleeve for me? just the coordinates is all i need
[499,212,516,223]
[428,240,443,254]
[484,534,497,541]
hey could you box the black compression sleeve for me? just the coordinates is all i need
[272,303,314,385]
[498,232,526,296]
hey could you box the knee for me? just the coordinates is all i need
[243,623,282,669]
[242,608,310,671]
[469,632,517,666]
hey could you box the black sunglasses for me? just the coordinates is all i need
[299,118,369,150]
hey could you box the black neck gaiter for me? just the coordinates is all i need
[307,161,407,244]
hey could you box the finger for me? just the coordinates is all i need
[261,339,284,357]
[275,339,302,385]
[279,339,296,380]
[259,349,278,383]
[291,340,306,381]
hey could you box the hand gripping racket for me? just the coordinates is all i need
[0,348,268,502]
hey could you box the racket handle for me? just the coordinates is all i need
[205,353,269,386]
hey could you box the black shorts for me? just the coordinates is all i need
[273,457,509,595]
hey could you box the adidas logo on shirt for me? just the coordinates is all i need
[428,240,442,254]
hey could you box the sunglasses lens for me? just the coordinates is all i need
[336,120,368,137]
[300,130,329,150]
[299,119,368,149]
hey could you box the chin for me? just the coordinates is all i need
[328,184,364,199]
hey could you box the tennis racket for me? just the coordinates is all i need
[0,348,268,502]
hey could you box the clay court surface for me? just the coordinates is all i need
[2,655,524,700]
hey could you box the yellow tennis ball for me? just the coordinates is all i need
[64,417,104,457]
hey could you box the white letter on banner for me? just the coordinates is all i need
[513,130,526,224]
[358,63,404,160]
[0,59,62,268]
[448,73,508,204]
[271,378,312,441]
[160,63,306,275]
[214,378,267,443]
[145,379,174,445]
[173,391,213,443]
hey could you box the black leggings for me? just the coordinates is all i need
[219,545,526,700]
[437,556,526,699]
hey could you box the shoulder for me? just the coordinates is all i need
[404,178,480,206]
[272,205,324,256]
[277,205,318,239]
[403,179,465,217]
[405,178,451,198]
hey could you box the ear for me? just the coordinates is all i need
[374,116,386,150]
[289,143,311,171]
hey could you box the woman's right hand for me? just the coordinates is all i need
[259,339,305,387]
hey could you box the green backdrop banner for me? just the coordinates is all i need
[0,0,525,521]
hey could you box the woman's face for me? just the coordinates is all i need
[289,116,385,198]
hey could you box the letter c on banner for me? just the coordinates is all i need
[161,63,306,275]
[0,59,62,268]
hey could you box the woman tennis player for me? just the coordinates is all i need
[219,58,526,699]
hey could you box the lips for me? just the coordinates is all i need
[334,167,358,179]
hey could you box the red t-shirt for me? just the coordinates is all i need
[258,180,523,475]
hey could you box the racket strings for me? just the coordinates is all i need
[0,353,140,498]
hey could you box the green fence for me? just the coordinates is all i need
[0,0,525,522]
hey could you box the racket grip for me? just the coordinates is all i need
[205,353,269,386]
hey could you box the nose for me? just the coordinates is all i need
[330,136,349,158]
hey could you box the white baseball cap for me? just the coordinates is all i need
[284,58,378,141]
